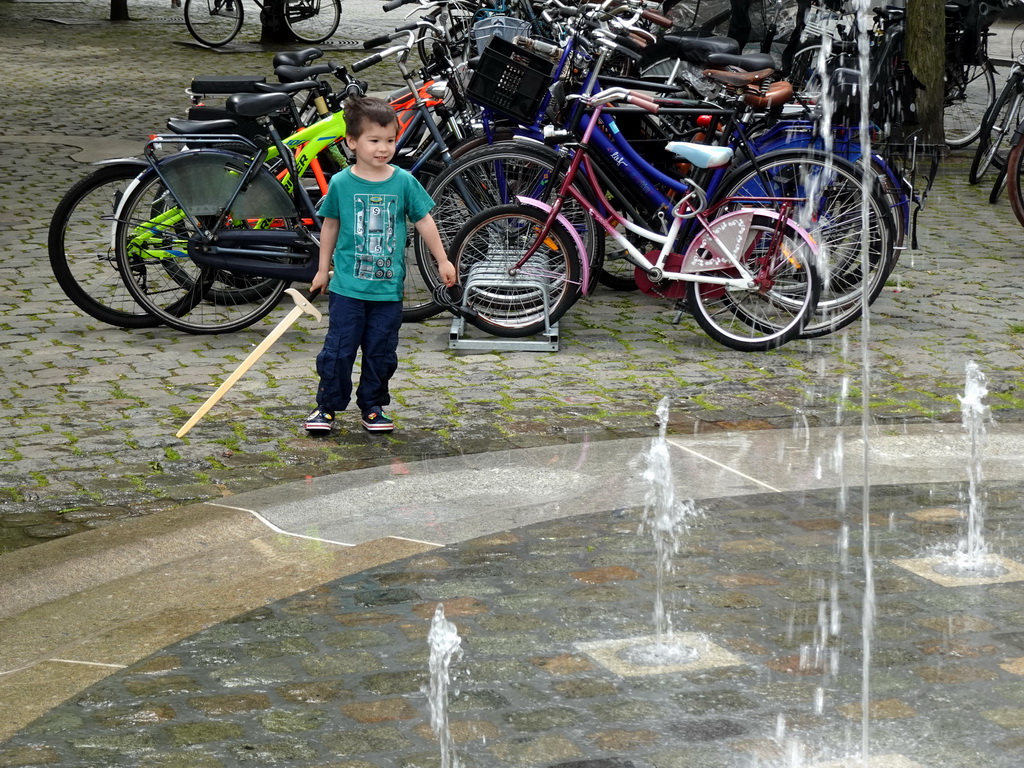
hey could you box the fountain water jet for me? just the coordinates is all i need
[427,603,463,768]
[633,396,701,666]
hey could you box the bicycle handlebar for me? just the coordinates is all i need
[352,39,411,71]
[352,52,384,71]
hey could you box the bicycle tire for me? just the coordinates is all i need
[284,0,340,44]
[945,59,996,149]
[183,0,243,47]
[687,211,821,352]
[969,80,1022,183]
[49,163,162,329]
[114,166,290,335]
[408,142,604,322]
[990,162,1008,203]
[447,203,583,337]
[391,158,444,324]
[446,129,650,294]
[714,149,895,339]
[1004,137,1024,226]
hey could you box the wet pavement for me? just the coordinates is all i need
[6,471,1024,767]
[5,1,1024,765]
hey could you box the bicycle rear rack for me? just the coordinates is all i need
[448,263,560,352]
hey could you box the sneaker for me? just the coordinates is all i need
[361,406,394,432]
[304,407,335,435]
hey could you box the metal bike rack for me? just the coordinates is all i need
[448,264,560,352]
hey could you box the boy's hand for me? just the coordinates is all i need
[310,270,331,295]
[437,259,457,288]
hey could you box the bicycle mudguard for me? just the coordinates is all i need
[155,150,295,220]
[90,157,148,168]
[681,209,818,273]
[514,195,591,296]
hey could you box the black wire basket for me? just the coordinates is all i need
[467,36,555,124]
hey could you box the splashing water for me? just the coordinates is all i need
[427,603,463,768]
[640,397,699,645]
[958,360,991,564]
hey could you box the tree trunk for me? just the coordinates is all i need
[259,0,297,43]
[905,0,946,145]
[110,0,129,22]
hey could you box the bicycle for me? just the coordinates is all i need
[970,48,1024,199]
[446,86,821,350]
[417,20,896,337]
[944,0,999,149]
[49,62,349,330]
[53,25,473,331]
[183,0,341,48]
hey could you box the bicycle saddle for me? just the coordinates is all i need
[166,117,242,135]
[190,75,266,95]
[703,68,775,88]
[665,141,734,169]
[705,52,777,73]
[640,34,740,66]
[743,81,794,111]
[254,79,321,96]
[275,63,334,83]
[226,92,293,118]
[272,47,324,68]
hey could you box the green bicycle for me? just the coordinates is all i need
[112,94,352,334]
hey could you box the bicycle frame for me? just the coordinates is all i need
[512,99,814,294]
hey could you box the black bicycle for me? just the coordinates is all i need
[183,0,341,47]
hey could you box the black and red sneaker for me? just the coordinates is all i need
[304,407,335,435]
[360,407,394,433]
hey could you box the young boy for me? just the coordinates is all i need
[304,96,456,435]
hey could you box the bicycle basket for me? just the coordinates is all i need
[471,16,533,55]
[803,5,847,41]
[467,36,555,124]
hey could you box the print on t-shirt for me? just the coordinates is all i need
[353,193,398,281]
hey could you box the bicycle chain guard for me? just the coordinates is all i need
[635,250,687,299]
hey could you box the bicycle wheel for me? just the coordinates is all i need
[392,158,443,323]
[687,211,821,352]
[114,169,289,334]
[1004,138,1024,226]
[945,59,996,149]
[183,0,243,47]
[284,0,340,44]
[714,150,895,339]
[969,79,1022,183]
[49,163,161,329]
[990,162,1008,203]
[408,142,603,322]
[447,203,583,337]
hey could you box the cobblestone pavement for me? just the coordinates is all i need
[5,481,1024,767]
[4,0,1024,553]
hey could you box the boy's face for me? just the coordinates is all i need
[346,122,398,170]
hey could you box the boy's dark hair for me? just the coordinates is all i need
[344,95,398,138]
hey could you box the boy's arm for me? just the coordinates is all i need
[312,217,340,294]
[414,214,457,287]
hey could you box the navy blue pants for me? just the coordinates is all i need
[315,292,402,414]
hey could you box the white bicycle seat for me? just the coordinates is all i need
[665,142,734,169]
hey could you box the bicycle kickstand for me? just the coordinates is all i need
[672,300,687,325]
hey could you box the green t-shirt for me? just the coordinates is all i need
[319,166,435,301]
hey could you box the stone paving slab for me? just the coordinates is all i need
[4,480,1024,766]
